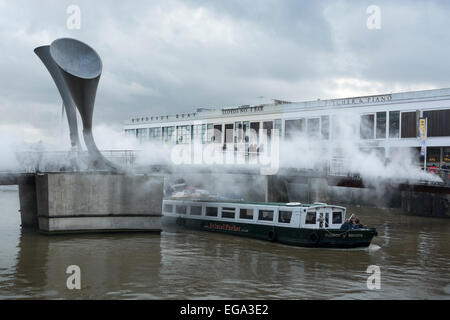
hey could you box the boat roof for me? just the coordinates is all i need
[165,198,345,209]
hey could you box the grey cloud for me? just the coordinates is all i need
[0,0,449,144]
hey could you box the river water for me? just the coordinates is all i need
[0,187,449,299]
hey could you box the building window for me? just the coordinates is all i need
[444,147,450,163]
[249,122,260,144]
[239,208,254,220]
[401,112,417,138]
[163,204,173,213]
[221,207,235,219]
[207,124,214,143]
[136,128,149,142]
[423,109,450,137]
[278,211,292,223]
[193,124,206,143]
[258,210,274,221]
[427,147,441,167]
[124,129,136,137]
[389,111,400,138]
[285,119,305,139]
[263,121,273,140]
[234,122,243,143]
[243,121,250,143]
[376,112,386,139]
[201,124,207,143]
[162,126,175,143]
[307,118,320,139]
[224,124,234,145]
[149,127,162,141]
[206,207,218,217]
[274,119,282,137]
[177,125,192,144]
[321,116,330,140]
[360,114,375,140]
[213,124,222,143]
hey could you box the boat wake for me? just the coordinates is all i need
[365,244,382,252]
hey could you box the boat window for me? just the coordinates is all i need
[278,211,292,223]
[163,204,173,213]
[176,205,187,214]
[190,206,202,216]
[239,208,254,220]
[305,212,316,224]
[258,210,274,221]
[206,207,218,217]
[221,207,235,219]
[332,212,342,224]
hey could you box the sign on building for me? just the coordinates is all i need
[419,117,427,156]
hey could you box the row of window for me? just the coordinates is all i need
[361,109,450,139]
[361,111,399,139]
[165,204,293,224]
[285,116,329,140]
[126,109,450,143]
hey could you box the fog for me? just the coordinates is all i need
[0,112,442,192]
[278,111,441,184]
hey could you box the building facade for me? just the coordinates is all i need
[123,88,450,169]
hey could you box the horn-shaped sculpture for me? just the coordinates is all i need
[34,45,82,149]
[35,38,118,171]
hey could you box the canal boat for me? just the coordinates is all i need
[162,199,377,248]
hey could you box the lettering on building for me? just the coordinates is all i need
[327,94,393,107]
[222,105,264,115]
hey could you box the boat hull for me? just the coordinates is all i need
[164,216,377,248]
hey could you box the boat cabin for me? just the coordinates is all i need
[163,200,347,230]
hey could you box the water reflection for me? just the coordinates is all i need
[10,230,162,299]
[0,188,449,299]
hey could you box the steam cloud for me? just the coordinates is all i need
[0,111,442,191]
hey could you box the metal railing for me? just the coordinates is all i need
[9,150,450,186]
[14,150,140,172]
[422,167,450,185]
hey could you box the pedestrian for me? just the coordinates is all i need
[429,164,437,173]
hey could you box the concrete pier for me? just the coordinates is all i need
[35,173,164,233]
[18,182,38,228]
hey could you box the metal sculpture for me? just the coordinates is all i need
[34,45,82,149]
[35,38,118,171]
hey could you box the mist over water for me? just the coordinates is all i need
[0,109,441,201]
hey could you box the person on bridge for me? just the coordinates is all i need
[429,164,437,173]
[442,162,449,170]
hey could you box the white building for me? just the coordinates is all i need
[123,87,450,169]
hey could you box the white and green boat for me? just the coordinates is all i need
[162,199,377,248]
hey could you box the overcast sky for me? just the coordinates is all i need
[1,0,450,145]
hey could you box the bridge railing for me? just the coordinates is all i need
[14,150,140,172]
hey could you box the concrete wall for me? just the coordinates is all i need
[401,191,450,218]
[36,173,164,233]
[18,182,38,228]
